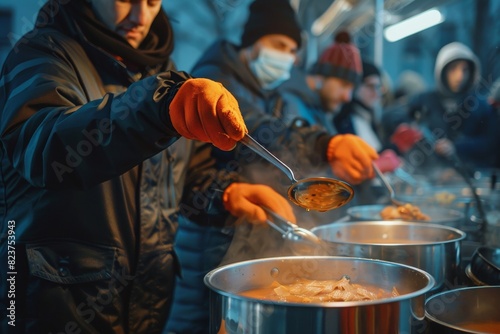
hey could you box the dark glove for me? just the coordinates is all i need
[373,149,402,173]
[326,134,379,185]
[390,123,422,153]
[223,183,296,224]
[170,78,247,151]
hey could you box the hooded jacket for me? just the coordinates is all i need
[406,42,497,171]
[0,1,233,333]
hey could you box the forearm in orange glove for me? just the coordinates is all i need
[222,183,296,224]
[326,134,379,185]
[169,78,247,151]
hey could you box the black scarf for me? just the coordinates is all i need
[41,0,173,68]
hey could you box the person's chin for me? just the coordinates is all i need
[118,30,142,48]
[127,39,140,48]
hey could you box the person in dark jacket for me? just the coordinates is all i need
[334,60,401,171]
[166,1,379,333]
[0,0,297,333]
[388,42,498,179]
[334,61,384,149]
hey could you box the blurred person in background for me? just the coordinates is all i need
[334,60,401,204]
[387,42,498,179]
[381,70,427,143]
[280,48,400,204]
[334,61,386,153]
[166,2,379,333]
[279,31,363,134]
[0,0,296,333]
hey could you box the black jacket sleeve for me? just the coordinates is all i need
[0,32,189,189]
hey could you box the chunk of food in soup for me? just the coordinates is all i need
[380,204,430,221]
[433,192,456,205]
[240,276,399,303]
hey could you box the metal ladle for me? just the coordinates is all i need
[240,133,354,212]
[372,162,406,207]
[263,207,330,256]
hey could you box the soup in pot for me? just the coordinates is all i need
[458,321,500,333]
[240,276,399,303]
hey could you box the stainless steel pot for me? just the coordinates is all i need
[311,221,466,292]
[346,204,465,227]
[425,286,500,333]
[205,256,434,334]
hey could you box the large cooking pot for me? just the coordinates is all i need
[311,221,466,292]
[205,256,434,334]
[346,204,465,227]
[425,286,500,333]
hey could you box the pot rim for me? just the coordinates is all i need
[425,286,500,333]
[204,255,435,308]
[475,246,500,271]
[311,221,467,246]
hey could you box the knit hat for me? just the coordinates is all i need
[310,31,362,85]
[361,61,381,81]
[240,0,302,49]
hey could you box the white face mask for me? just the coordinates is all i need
[249,47,295,90]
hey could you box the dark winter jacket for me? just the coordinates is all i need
[0,2,233,333]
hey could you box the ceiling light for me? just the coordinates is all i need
[384,8,444,42]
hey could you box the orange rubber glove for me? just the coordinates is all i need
[373,149,402,173]
[170,78,247,151]
[222,183,296,224]
[326,134,379,185]
[390,123,422,153]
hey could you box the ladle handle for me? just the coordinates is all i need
[373,163,405,207]
[240,133,297,183]
[263,207,322,246]
[264,207,297,236]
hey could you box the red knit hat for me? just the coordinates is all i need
[310,31,362,85]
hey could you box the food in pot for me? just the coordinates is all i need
[240,276,399,303]
[380,204,430,221]
[433,192,456,205]
[458,321,500,332]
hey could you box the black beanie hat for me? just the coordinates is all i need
[240,0,302,49]
[361,61,381,81]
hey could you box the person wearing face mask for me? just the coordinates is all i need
[388,42,497,178]
[166,1,378,333]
